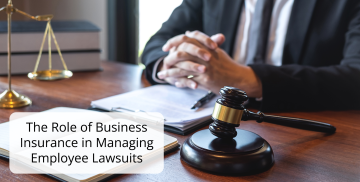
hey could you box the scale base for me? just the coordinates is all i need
[180,129,274,175]
[28,70,73,81]
[0,90,32,108]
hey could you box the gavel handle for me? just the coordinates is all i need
[242,110,336,133]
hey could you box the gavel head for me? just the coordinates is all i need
[209,86,248,139]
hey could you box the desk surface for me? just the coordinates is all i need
[0,61,359,182]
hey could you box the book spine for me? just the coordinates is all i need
[0,52,102,75]
[0,32,100,53]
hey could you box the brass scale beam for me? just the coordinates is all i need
[0,0,71,108]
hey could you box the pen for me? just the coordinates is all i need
[191,91,217,110]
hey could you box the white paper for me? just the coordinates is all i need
[91,85,219,129]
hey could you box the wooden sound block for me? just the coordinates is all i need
[180,129,274,175]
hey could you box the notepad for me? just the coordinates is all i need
[91,85,220,135]
[0,107,179,182]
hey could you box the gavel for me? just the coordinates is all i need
[209,86,336,139]
[181,86,336,175]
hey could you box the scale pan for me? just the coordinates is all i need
[28,70,73,81]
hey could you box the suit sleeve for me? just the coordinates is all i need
[249,3,360,112]
[141,0,204,85]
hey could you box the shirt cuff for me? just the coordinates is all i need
[152,57,167,84]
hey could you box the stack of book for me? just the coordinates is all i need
[0,20,102,75]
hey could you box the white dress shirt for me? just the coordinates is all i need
[153,0,294,83]
[233,0,294,66]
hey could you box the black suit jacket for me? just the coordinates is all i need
[141,0,360,112]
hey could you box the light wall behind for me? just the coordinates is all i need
[0,0,108,60]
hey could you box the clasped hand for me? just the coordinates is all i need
[157,31,262,98]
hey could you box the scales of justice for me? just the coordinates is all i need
[0,0,72,109]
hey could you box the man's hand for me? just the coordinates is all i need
[157,31,225,89]
[192,48,262,98]
[158,31,262,98]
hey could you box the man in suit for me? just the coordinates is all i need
[141,0,360,112]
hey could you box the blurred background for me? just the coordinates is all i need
[0,0,182,65]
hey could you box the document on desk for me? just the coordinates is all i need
[91,85,220,135]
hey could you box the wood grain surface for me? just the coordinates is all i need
[0,61,359,182]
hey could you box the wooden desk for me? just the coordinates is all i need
[0,61,359,182]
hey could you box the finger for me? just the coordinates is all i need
[162,34,190,52]
[185,30,217,50]
[174,61,206,73]
[162,34,211,52]
[163,51,208,69]
[164,76,198,90]
[169,46,177,53]
[177,42,211,61]
[174,77,198,89]
[164,77,177,85]
[211,33,226,46]
[157,68,198,79]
